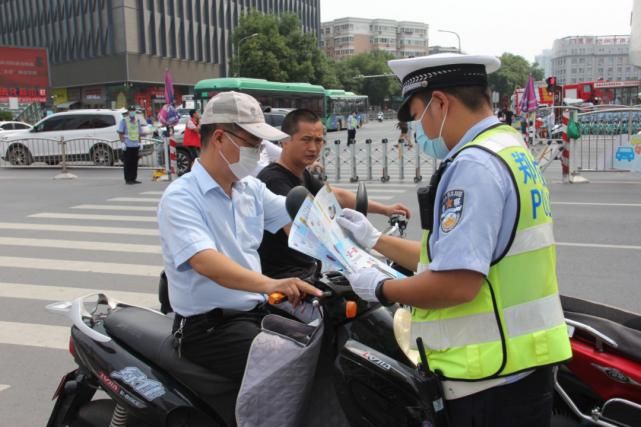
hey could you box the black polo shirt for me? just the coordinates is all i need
[257,162,324,279]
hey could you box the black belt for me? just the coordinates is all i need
[174,304,268,328]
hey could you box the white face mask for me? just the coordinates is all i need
[220,134,260,180]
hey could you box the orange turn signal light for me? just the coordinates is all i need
[345,301,358,319]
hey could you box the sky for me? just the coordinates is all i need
[320,0,634,63]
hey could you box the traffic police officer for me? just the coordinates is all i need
[337,53,572,426]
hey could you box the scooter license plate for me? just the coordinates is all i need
[52,372,73,400]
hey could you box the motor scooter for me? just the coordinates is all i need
[554,295,641,427]
[46,184,447,427]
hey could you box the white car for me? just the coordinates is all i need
[0,110,154,166]
[0,121,33,132]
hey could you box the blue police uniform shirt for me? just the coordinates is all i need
[157,159,290,316]
[117,117,143,148]
[428,116,518,275]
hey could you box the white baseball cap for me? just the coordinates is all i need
[201,91,289,141]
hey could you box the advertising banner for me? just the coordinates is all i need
[0,45,49,102]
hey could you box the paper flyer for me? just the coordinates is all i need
[288,184,405,279]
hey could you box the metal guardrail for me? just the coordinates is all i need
[320,137,437,183]
[574,107,641,172]
[0,136,164,169]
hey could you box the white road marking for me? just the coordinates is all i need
[141,191,165,195]
[0,256,160,277]
[29,213,156,222]
[0,222,158,236]
[0,385,10,393]
[72,204,157,212]
[553,202,641,207]
[0,282,157,307]
[0,321,69,350]
[0,237,161,254]
[557,242,641,251]
[107,197,161,203]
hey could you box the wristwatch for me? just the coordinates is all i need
[375,279,394,307]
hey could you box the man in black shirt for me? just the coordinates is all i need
[257,109,411,279]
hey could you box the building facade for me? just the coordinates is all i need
[550,35,641,85]
[0,0,320,115]
[534,49,553,78]
[321,17,428,59]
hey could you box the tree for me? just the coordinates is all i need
[230,11,336,87]
[488,53,544,100]
[334,50,401,108]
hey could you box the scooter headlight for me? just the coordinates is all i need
[393,307,420,366]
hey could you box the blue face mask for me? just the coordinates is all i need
[414,98,450,160]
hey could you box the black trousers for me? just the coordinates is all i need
[347,129,356,143]
[172,307,267,382]
[445,366,554,427]
[122,146,140,182]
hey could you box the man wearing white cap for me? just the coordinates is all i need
[157,91,321,419]
[337,54,571,426]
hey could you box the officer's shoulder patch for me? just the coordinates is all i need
[440,189,464,233]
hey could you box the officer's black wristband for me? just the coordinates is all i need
[375,279,394,307]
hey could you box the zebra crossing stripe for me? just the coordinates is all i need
[0,237,161,254]
[0,256,160,277]
[0,385,9,393]
[0,222,158,236]
[0,321,69,350]
[141,191,165,195]
[0,282,157,307]
[29,213,157,222]
[108,197,161,203]
[72,204,157,212]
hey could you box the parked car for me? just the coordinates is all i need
[263,107,293,130]
[0,121,33,132]
[0,110,154,166]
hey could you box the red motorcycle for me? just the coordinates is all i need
[555,295,641,427]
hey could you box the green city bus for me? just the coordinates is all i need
[324,89,369,131]
[193,78,368,132]
[194,78,326,118]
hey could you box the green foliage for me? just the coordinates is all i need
[488,53,544,100]
[230,11,337,87]
[333,50,400,107]
[0,110,13,121]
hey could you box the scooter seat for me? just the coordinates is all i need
[104,306,238,411]
[561,295,641,364]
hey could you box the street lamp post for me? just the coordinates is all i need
[437,29,461,53]
[236,33,259,77]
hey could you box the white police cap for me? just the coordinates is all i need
[388,53,501,121]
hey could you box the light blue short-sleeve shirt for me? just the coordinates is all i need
[157,159,290,316]
[428,116,518,276]
[117,118,143,148]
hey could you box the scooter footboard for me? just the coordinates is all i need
[334,339,439,427]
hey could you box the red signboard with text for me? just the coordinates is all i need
[0,45,49,102]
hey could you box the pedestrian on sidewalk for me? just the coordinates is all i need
[117,105,143,184]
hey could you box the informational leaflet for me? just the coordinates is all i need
[288,184,405,279]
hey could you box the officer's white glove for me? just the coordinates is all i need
[346,267,390,304]
[336,208,382,251]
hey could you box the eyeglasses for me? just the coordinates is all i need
[224,130,261,149]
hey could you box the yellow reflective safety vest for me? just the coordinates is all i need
[413,124,572,381]
[126,119,140,142]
